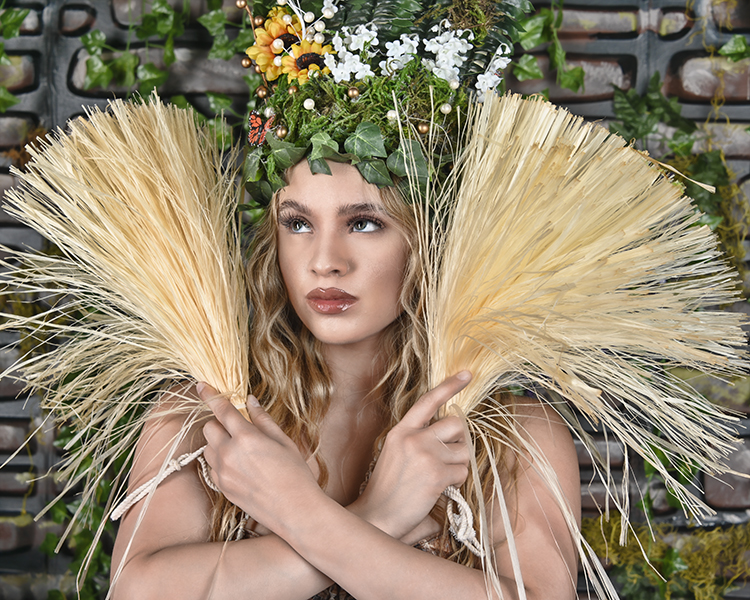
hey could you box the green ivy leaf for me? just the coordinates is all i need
[170,94,190,109]
[518,13,551,51]
[206,91,233,113]
[198,9,228,37]
[344,122,387,160]
[207,0,223,10]
[243,148,263,182]
[512,53,544,81]
[309,131,350,163]
[0,86,19,112]
[386,139,428,183]
[308,157,332,175]
[667,129,694,157]
[81,30,108,56]
[0,8,29,39]
[136,62,169,94]
[0,42,10,67]
[356,159,393,187]
[163,34,176,67]
[40,532,59,557]
[111,51,139,88]
[138,0,181,39]
[558,66,584,93]
[47,589,66,600]
[208,31,236,61]
[266,135,307,170]
[234,28,256,54]
[84,55,114,89]
[718,34,750,62]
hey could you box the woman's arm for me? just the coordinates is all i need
[202,387,581,600]
[110,388,335,600]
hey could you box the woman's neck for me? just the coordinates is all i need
[322,338,384,409]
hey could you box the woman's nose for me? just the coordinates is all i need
[309,233,350,276]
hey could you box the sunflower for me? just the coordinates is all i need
[246,15,302,81]
[281,40,333,85]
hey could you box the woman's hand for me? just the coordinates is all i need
[199,383,322,533]
[353,371,472,541]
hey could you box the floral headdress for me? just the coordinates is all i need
[239,0,530,204]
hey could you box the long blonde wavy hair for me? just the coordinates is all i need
[209,171,510,570]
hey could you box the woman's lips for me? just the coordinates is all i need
[305,288,358,314]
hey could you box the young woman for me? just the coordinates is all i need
[109,159,581,600]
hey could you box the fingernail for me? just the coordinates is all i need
[196,382,206,395]
[247,394,260,407]
[456,370,471,381]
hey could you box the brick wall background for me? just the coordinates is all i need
[0,0,748,598]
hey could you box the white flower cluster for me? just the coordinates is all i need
[474,43,512,101]
[379,34,419,74]
[421,20,473,83]
[321,0,338,16]
[324,25,379,82]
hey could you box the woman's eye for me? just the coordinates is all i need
[289,219,311,233]
[352,219,380,233]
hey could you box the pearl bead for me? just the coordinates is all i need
[303,98,315,110]
[282,14,293,24]
[439,103,452,114]
[304,11,315,22]
[276,0,286,5]
[272,38,284,51]
[314,32,325,44]
[264,107,275,118]
[386,109,398,120]
[314,21,325,32]
[322,7,334,18]
[273,56,283,66]
[449,79,460,90]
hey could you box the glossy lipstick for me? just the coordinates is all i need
[306,288,357,314]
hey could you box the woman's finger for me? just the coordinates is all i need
[400,371,472,429]
[244,395,291,445]
[196,382,247,434]
[429,415,466,444]
[202,418,230,447]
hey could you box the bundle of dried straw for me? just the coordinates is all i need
[0,97,248,545]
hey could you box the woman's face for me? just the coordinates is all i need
[277,161,408,349]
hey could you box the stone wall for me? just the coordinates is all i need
[0,0,748,598]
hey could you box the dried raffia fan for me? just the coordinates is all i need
[421,93,748,598]
[0,90,747,599]
[0,98,249,561]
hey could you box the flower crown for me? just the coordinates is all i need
[239,0,529,206]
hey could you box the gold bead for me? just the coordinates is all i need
[272,84,278,91]
[241,57,252,68]
[256,86,269,99]
[276,125,288,139]
[347,87,360,99]
[253,15,265,27]
[254,64,262,74]
[417,122,429,134]
[288,85,298,95]
[235,0,247,8]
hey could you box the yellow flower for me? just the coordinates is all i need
[245,16,302,81]
[281,40,333,85]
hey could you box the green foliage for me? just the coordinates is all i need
[718,34,750,62]
[0,4,28,112]
[515,0,584,93]
[583,515,750,600]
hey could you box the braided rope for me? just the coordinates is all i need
[443,485,485,557]
[111,445,210,521]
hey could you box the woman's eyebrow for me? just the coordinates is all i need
[277,199,311,215]
[337,202,387,217]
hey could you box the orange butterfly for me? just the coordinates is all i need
[247,111,274,146]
